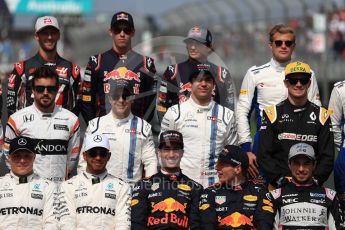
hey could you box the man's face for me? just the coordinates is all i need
[284,74,311,100]
[9,150,35,176]
[191,75,214,102]
[158,145,183,169]
[32,77,58,109]
[35,27,60,52]
[108,89,133,118]
[84,148,111,174]
[288,155,316,184]
[109,23,134,50]
[269,32,295,63]
[186,40,210,61]
[216,162,241,185]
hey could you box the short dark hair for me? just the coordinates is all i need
[269,24,295,43]
[32,67,59,88]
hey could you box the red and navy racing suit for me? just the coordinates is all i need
[157,59,236,121]
[6,53,81,116]
[81,49,156,123]
[199,180,274,229]
[258,99,334,187]
[131,170,203,229]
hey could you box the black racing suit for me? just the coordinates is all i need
[157,59,236,121]
[199,180,274,229]
[258,99,334,187]
[6,53,82,116]
[131,170,203,230]
[267,181,342,229]
[81,49,156,123]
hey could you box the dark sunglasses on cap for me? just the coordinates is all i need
[273,40,295,47]
[112,26,133,35]
[111,91,132,101]
[286,77,310,85]
[88,150,109,158]
[34,85,58,93]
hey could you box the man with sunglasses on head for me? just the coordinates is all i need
[78,79,157,187]
[58,133,131,230]
[236,24,321,179]
[131,130,203,230]
[157,25,236,122]
[257,61,334,189]
[4,67,80,183]
[6,16,81,117]
[80,11,157,124]
[0,136,58,229]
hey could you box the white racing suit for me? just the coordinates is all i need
[0,172,58,229]
[160,98,237,187]
[78,112,157,186]
[236,58,321,153]
[57,170,131,230]
[4,104,80,182]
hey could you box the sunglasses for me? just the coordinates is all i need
[112,26,133,35]
[34,85,58,93]
[88,150,108,158]
[273,40,295,47]
[286,78,310,85]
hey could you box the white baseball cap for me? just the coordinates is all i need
[35,16,60,33]
[83,134,110,152]
[288,143,315,161]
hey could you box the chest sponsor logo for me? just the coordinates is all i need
[151,183,159,191]
[282,198,298,204]
[105,193,116,199]
[53,124,69,131]
[215,196,226,205]
[218,212,254,228]
[23,114,34,122]
[104,67,140,82]
[56,67,68,78]
[76,206,115,216]
[148,192,162,198]
[151,198,187,214]
[31,193,43,200]
[278,133,317,142]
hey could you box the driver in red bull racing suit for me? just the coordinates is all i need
[131,130,203,230]
[80,11,156,123]
[199,145,274,230]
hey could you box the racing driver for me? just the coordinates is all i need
[131,130,203,230]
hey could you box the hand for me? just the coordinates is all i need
[246,152,259,178]
[276,176,292,188]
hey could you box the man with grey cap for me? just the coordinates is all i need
[78,79,157,186]
[267,143,342,229]
[0,136,58,229]
[199,145,274,229]
[157,25,236,121]
[6,15,82,117]
[58,133,131,230]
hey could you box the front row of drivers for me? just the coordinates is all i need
[0,130,341,229]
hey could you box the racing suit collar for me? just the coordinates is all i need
[110,48,134,60]
[82,170,108,181]
[291,178,316,188]
[270,58,290,72]
[111,112,133,125]
[36,52,60,65]
[158,170,183,181]
[188,97,214,111]
[10,171,35,184]
[32,103,59,117]
[285,99,311,112]
[188,58,210,65]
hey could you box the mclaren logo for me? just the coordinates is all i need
[93,135,102,142]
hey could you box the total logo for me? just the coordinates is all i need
[218,212,253,228]
[104,67,140,82]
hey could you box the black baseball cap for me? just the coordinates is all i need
[189,64,214,83]
[218,145,249,171]
[110,11,134,30]
[9,136,36,155]
[158,131,184,149]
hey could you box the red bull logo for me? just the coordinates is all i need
[179,82,191,93]
[148,213,188,228]
[104,67,141,82]
[218,212,254,228]
[151,198,187,214]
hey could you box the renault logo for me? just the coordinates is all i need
[93,135,102,142]
[18,138,27,146]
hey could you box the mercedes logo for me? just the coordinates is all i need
[93,135,102,142]
[18,138,27,146]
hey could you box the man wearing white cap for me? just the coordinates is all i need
[157,25,236,122]
[58,133,131,230]
[267,143,342,229]
[6,15,82,117]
